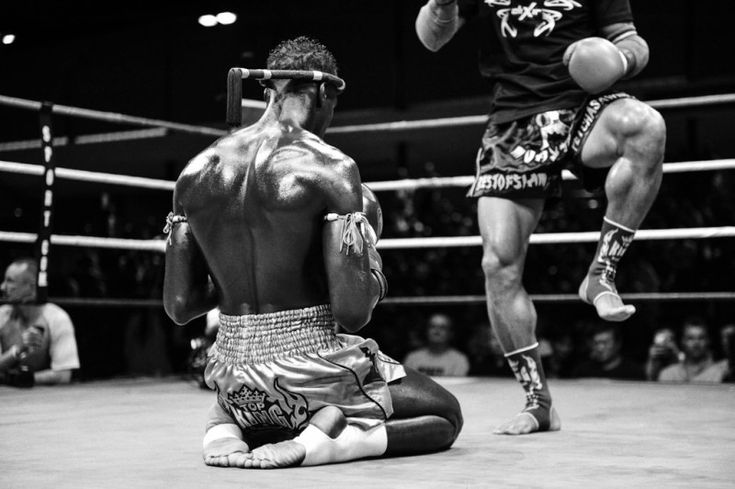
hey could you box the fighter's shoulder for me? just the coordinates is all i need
[176,146,223,188]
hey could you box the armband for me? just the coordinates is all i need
[163,212,188,245]
[324,212,376,255]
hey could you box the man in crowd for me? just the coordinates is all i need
[0,258,80,386]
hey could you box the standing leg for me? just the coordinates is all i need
[578,98,666,321]
[478,196,561,435]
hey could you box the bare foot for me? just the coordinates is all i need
[579,275,635,322]
[493,407,561,435]
[203,438,250,467]
[241,441,307,469]
[240,406,347,469]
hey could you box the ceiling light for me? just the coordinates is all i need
[2,34,15,45]
[198,14,218,27]
[216,12,237,25]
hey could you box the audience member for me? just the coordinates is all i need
[404,313,470,376]
[644,326,682,381]
[715,323,735,383]
[657,316,727,383]
[0,258,80,387]
[573,322,645,380]
[465,322,510,377]
[546,330,577,379]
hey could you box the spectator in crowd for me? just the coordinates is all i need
[404,313,470,376]
[545,330,577,379]
[465,322,510,377]
[656,316,728,383]
[716,323,735,383]
[644,326,682,381]
[573,322,644,380]
[0,258,80,387]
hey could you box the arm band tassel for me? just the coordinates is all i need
[163,212,188,245]
[324,212,373,255]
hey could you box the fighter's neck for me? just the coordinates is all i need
[261,94,320,134]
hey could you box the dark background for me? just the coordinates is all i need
[0,1,733,379]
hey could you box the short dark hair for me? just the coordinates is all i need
[267,36,338,77]
[586,321,620,343]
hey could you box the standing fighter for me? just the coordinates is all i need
[163,36,462,468]
[415,0,665,434]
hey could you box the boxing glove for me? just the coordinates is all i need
[564,37,627,94]
[368,245,388,301]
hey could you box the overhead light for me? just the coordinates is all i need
[198,11,237,27]
[216,12,237,25]
[198,14,218,27]
[2,34,15,45]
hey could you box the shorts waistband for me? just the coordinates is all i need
[214,304,340,364]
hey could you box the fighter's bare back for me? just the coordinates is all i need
[173,118,361,316]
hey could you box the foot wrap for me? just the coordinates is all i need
[296,423,388,466]
[580,217,635,305]
[506,345,554,431]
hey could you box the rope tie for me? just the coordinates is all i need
[163,212,187,245]
[324,211,374,255]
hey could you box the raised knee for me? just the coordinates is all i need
[611,100,666,161]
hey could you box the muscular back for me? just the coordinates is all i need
[175,118,358,315]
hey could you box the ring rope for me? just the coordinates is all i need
[0,160,175,191]
[1,226,733,253]
[0,231,165,252]
[367,159,735,191]
[0,128,169,153]
[1,92,732,141]
[378,227,735,249]
[381,291,735,306]
[1,159,733,193]
[0,95,226,138]
[2,290,730,309]
[326,93,735,135]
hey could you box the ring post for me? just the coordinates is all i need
[35,101,56,304]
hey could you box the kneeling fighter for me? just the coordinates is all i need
[163,36,463,469]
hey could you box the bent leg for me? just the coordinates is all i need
[579,98,666,321]
[385,367,464,456]
[243,406,388,468]
[478,197,560,434]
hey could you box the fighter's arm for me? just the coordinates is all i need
[415,0,466,52]
[601,22,649,79]
[163,184,218,325]
[322,160,383,333]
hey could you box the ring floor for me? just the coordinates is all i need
[1,376,733,489]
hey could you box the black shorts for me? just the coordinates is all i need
[467,92,633,199]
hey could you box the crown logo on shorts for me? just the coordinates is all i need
[228,385,267,405]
